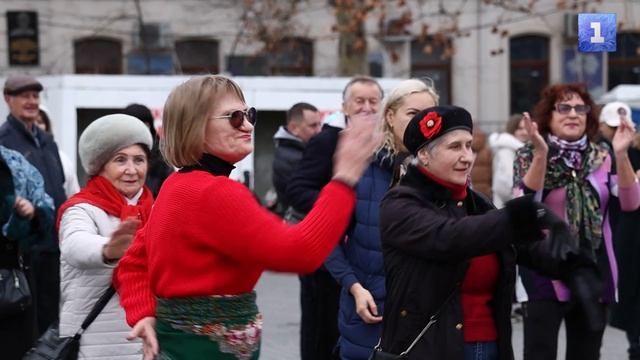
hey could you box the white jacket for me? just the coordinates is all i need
[488,132,524,209]
[59,202,142,360]
[58,150,80,198]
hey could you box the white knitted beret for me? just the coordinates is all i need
[79,113,153,176]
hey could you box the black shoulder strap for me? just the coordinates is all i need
[75,286,116,336]
[398,286,458,356]
[373,284,459,357]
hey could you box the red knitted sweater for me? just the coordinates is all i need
[115,170,356,326]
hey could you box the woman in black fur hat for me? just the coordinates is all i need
[374,105,602,360]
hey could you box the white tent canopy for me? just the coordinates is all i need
[599,84,640,108]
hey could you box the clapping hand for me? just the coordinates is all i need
[103,218,141,260]
[612,116,636,155]
[523,112,548,155]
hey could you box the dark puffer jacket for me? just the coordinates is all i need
[324,150,394,359]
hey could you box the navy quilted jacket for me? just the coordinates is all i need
[325,150,394,360]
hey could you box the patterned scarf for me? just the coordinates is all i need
[547,134,588,170]
[514,138,608,250]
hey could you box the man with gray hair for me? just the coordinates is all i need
[286,76,383,360]
[1,74,66,336]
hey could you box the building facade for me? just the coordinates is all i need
[2,0,639,128]
[2,0,639,198]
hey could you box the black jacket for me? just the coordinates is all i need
[378,165,554,360]
[146,140,174,198]
[0,115,66,211]
[272,126,306,215]
[286,124,341,213]
[610,145,640,334]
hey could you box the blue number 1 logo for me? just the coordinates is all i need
[578,13,616,52]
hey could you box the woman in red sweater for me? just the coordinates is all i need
[115,75,380,360]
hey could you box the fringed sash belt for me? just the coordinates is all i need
[156,291,262,360]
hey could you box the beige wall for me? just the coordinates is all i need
[2,0,639,129]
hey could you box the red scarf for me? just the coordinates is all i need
[56,176,154,231]
[417,166,468,200]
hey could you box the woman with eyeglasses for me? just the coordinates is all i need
[114,75,381,360]
[514,83,640,360]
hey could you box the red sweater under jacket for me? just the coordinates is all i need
[115,169,356,326]
[461,254,500,342]
[418,166,499,342]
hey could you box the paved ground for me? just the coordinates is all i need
[256,271,628,360]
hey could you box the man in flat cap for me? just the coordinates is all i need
[1,74,66,337]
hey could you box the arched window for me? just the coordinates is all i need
[269,37,313,76]
[410,37,452,105]
[74,37,122,74]
[175,38,219,74]
[608,32,640,89]
[510,35,549,114]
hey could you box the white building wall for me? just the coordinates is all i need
[1,0,639,130]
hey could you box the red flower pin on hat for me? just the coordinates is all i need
[419,111,442,139]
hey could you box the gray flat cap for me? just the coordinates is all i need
[4,74,43,95]
[79,113,153,176]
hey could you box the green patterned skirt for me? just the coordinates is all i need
[156,291,262,360]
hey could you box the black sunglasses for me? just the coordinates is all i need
[555,103,591,115]
[211,107,257,128]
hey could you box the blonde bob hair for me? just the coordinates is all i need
[379,78,439,155]
[161,75,246,167]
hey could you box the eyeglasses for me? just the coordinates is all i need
[211,107,257,128]
[555,103,591,115]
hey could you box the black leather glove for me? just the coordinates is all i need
[564,260,605,332]
[504,195,549,244]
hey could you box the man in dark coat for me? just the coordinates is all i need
[271,102,321,216]
[286,76,383,360]
[1,74,66,335]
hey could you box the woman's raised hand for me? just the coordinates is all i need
[332,113,382,186]
[103,218,141,260]
[612,116,636,156]
[523,112,548,155]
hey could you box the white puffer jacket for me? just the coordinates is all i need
[59,202,142,360]
[488,132,524,209]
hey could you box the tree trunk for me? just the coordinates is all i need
[336,0,368,76]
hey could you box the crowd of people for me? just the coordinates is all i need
[0,71,638,360]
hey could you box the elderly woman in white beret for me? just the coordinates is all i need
[57,114,153,359]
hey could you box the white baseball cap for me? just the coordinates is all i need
[599,101,632,127]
